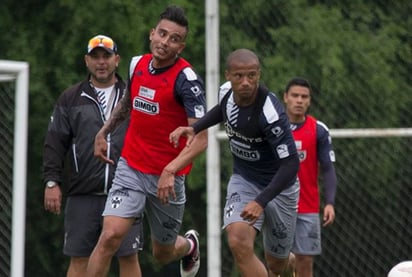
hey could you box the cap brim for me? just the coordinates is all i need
[88,47,115,54]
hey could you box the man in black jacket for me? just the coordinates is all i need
[42,34,143,277]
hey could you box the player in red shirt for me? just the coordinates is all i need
[87,6,207,277]
[283,77,337,277]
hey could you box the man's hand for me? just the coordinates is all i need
[169,126,196,148]
[44,185,62,215]
[157,169,177,205]
[323,204,335,227]
[240,201,264,225]
[94,130,114,165]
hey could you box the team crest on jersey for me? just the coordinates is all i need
[298,150,307,161]
[133,96,159,115]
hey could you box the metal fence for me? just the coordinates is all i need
[0,78,14,277]
[205,1,412,276]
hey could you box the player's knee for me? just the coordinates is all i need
[99,229,123,251]
[295,254,313,268]
[227,235,252,261]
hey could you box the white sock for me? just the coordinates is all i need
[186,238,195,255]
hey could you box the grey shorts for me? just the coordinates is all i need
[222,174,299,258]
[63,195,143,257]
[291,213,321,255]
[103,157,186,245]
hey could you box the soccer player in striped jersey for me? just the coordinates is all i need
[170,48,300,277]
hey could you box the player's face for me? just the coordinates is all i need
[85,48,119,86]
[284,85,311,118]
[225,62,260,106]
[149,19,187,68]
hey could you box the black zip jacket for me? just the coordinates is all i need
[42,74,128,195]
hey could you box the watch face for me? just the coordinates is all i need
[47,181,57,188]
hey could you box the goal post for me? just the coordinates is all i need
[0,60,29,277]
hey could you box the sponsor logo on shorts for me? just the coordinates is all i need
[132,236,141,249]
[161,234,173,242]
[272,222,287,239]
[270,243,286,255]
[225,204,235,218]
[227,192,241,205]
[225,192,241,218]
[162,218,177,230]
[111,196,122,209]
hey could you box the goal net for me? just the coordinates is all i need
[0,60,29,277]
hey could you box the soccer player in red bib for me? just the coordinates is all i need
[283,77,337,277]
[87,5,206,277]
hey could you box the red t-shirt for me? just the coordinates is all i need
[292,115,320,213]
[121,54,192,175]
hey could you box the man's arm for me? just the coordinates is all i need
[94,88,131,163]
[241,154,299,225]
[169,104,222,148]
[100,88,131,137]
[157,118,208,204]
[255,154,300,208]
[317,122,337,206]
[317,121,337,226]
[43,98,70,215]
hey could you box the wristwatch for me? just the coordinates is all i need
[46,181,58,188]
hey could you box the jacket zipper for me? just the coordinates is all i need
[81,90,118,194]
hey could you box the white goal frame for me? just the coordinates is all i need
[0,60,29,277]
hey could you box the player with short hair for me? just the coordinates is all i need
[87,5,207,277]
[283,77,337,277]
[170,48,300,277]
